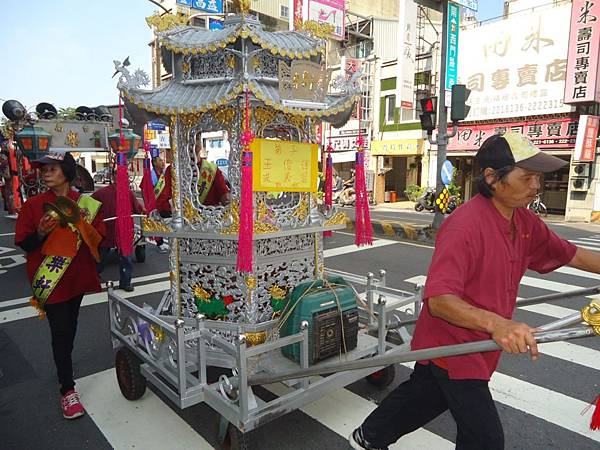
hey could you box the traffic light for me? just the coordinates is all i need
[419,96,437,133]
[451,84,471,122]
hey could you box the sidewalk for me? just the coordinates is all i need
[345,201,438,244]
[344,200,600,244]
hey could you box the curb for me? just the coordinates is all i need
[345,218,437,244]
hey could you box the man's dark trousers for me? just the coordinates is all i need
[360,362,504,450]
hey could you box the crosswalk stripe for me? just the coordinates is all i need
[0,280,170,323]
[569,239,600,247]
[554,265,600,281]
[76,369,215,449]
[266,381,454,449]
[323,239,399,258]
[0,272,170,309]
[400,362,600,443]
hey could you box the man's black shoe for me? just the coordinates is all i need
[119,285,134,292]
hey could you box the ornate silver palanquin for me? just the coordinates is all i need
[117,14,359,326]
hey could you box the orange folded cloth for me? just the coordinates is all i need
[42,226,78,258]
[74,219,102,262]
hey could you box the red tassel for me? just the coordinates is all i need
[354,103,372,246]
[141,144,157,213]
[115,96,133,256]
[22,156,31,173]
[591,395,600,430]
[116,152,133,256]
[236,89,254,273]
[324,146,333,238]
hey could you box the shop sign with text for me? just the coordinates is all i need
[458,3,573,120]
[448,118,579,151]
[564,0,600,104]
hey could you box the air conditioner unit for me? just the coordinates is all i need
[571,177,590,192]
[570,163,591,178]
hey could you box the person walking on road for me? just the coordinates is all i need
[92,173,145,292]
[349,132,600,450]
[15,151,105,420]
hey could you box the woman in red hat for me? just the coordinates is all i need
[15,151,105,420]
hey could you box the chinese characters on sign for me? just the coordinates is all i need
[251,139,318,192]
[563,0,600,104]
[177,0,223,13]
[396,0,417,108]
[458,3,573,120]
[447,118,579,152]
[370,139,423,156]
[573,115,600,161]
[446,2,460,90]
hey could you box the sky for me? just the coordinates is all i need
[474,0,505,22]
[0,0,506,113]
[0,0,158,112]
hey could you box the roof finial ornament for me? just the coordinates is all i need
[232,0,252,15]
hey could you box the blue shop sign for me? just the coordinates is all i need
[191,0,223,13]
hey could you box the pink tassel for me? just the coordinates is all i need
[116,152,133,256]
[236,89,254,273]
[141,143,157,213]
[323,146,333,237]
[354,150,372,246]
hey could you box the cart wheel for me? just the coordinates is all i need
[115,347,147,400]
[135,245,146,263]
[365,365,396,389]
[217,416,253,450]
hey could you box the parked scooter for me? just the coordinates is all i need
[414,188,436,212]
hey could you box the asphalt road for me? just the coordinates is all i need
[1,210,599,449]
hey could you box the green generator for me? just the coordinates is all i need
[280,276,359,364]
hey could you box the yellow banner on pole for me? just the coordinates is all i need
[251,139,318,192]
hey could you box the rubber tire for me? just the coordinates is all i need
[414,203,424,212]
[365,365,396,389]
[135,245,146,263]
[217,417,252,450]
[115,347,147,400]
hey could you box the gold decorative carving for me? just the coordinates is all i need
[227,54,235,69]
[150,325,165,342]
[245,331,267,346]
[279,60,331,102]
[213,107,236,127]
[254,107,276,130]
[145,13,189,32]
[232,0,251,14]
[66,130,79,147]
[183,198,202,223]
[582,302,600,335]
[293,195,309,222]
[142,217,172,233]
[246,275,256,290]
[220,201,240,234]
[325,212,347,226]
[268,285,286,300]
[300,20,335,39]
[182,61,190,75]
[193,283,211,300]
[54,122,64,133]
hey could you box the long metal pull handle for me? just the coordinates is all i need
[244,326,595,387]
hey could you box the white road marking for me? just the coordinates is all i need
[266,381,454,449]
[76,369,215,449]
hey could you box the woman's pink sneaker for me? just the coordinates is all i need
[60,389,85,419]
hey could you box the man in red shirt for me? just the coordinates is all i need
[350,132,600,450]
[92,173,145,291]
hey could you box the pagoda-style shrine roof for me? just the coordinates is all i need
[158,15,325,58]
[123,78,358,120]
